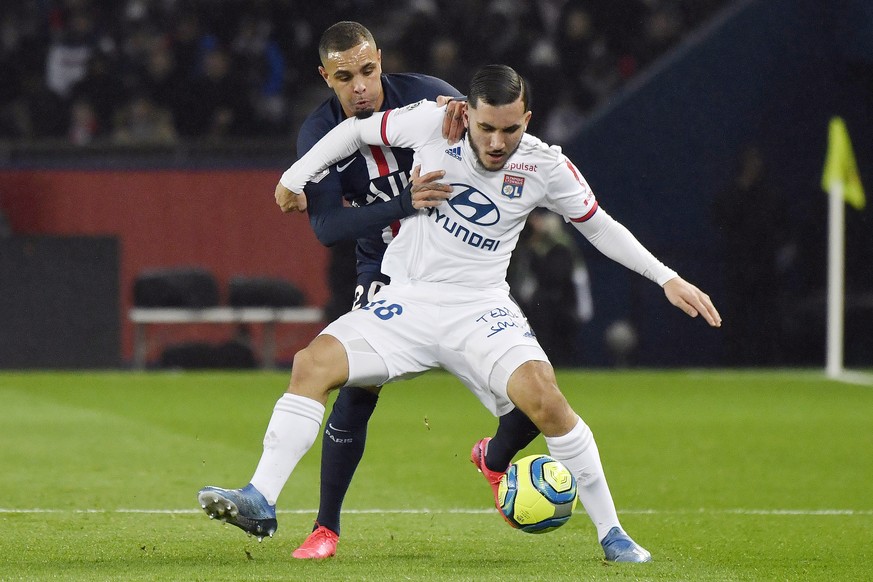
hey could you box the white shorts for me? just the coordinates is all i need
[320,280,550,416]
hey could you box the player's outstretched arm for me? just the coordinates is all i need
[282,101,441,195]
[277,102,455,215]
[662,277,722,327]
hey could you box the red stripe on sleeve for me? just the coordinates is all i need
[380,109,393,145]
[569,201,599,223]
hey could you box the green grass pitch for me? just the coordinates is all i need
[1,370,871,581]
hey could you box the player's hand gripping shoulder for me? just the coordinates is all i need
[662,277,722,327]
[437,96,467,145]
[409,165,452,209]
[275,181,307,213]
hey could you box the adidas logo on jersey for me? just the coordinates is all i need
[445,146,462,160]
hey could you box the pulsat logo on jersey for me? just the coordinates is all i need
[505,162,537,173]
[501,175,525,199]
[447,184,500,225]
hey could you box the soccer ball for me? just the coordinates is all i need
[497,454,577,534]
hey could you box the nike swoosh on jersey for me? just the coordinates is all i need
[327,423,351,433]
[336,157,357,172]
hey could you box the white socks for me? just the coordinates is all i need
[249,393,325,506]
[245,394,622,541]
[545,417,621,541]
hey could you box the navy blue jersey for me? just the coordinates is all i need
[297,73,462,277]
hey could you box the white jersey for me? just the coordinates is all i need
[282,100,676,292]
[381,101,603,291]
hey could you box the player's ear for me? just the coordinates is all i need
[318,66,330,86]
[523,110,532,131]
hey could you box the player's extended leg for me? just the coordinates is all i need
[292,385,381,559]
[197,334,349,540]
[505,361,652,563]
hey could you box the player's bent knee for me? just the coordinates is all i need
[515,389,568,424]
[288,334,349,397]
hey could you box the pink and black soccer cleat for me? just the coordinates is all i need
[291,524,339,559]
[470,437,508,509]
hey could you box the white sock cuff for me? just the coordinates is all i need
[544,417,593,460]
[274,393,325,426]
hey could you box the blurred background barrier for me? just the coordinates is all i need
[227,275,306,308]
[129,270,316,369]
[157,339,257,370]
[133,267,220,308]
[0,169,328,367]
[0,236,119,368]
[129,305,324,369]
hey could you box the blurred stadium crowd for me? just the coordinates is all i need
[0,0,730,147]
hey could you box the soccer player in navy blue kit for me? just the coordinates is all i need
[208,22,540,559]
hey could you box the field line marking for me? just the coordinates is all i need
[1,508,871,516]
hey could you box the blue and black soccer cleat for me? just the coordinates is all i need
[600,526,653,562]
[197,483,277,541]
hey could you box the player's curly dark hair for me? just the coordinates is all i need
[318,21,376,63]
[468,65,531,111]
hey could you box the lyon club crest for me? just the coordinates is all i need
[502,174,524,199]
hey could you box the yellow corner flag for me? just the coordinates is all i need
[821,116,866,210]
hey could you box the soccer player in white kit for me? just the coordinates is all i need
[199,65,721,562]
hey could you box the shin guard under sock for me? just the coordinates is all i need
[545,417,621,541]
[250,393,325,506]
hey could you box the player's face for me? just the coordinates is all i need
[319,41,384,119]
[465,97,531,171]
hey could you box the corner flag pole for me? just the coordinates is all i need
[821,117,866,378]
[825,178,845,378]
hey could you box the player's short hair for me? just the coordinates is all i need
[468,65,531,112]
[318,21,376,63]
